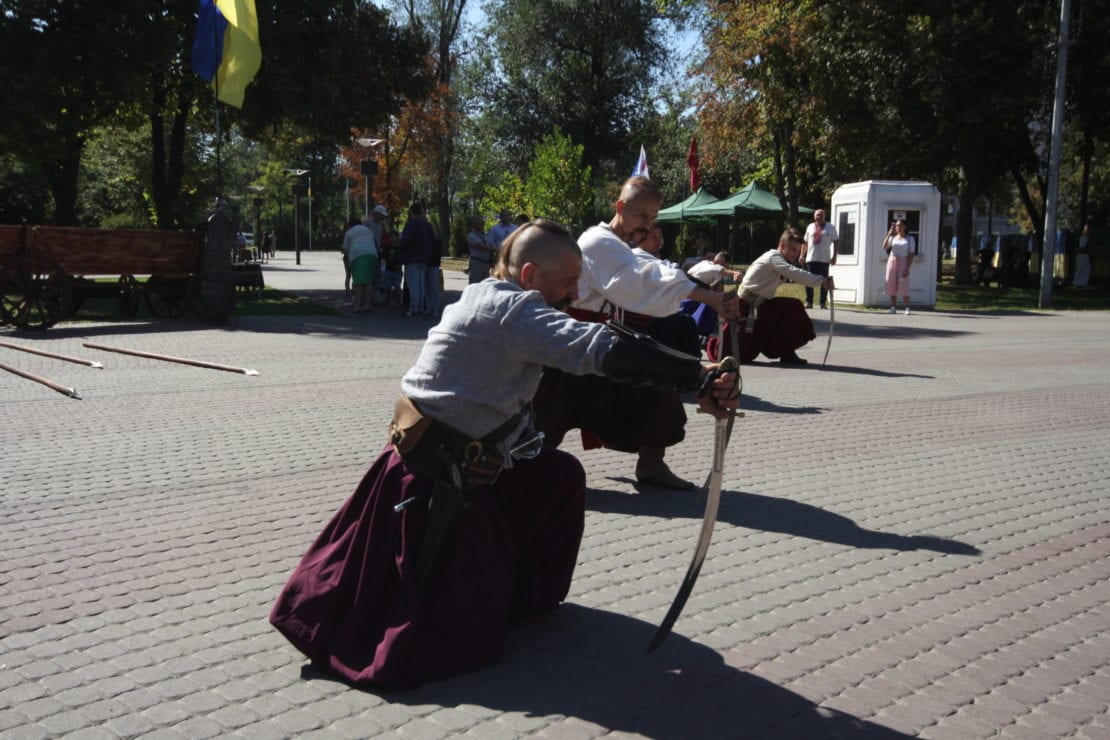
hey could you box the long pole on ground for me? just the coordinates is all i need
[1039,0,1071,309]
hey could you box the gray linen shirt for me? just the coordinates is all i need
[401,278,612,460]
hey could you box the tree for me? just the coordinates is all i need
[397,0,470,243]
[694,1,1062,282]
[523,128,593,230]
[0,0,148,224]
[480,0,666,176]
[478,172,527,222]
[243,1,433,143]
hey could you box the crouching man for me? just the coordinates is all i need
[270,219,738,689]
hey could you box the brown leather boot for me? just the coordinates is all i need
[635,446,695,490]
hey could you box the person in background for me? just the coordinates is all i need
[365,204,389,249]
[343,217,378,313]
[424,227,443,317]
[1073,223,1092,288]
[467,215,496,284]
[714,228,832,366]
[486,209,517,253]
[802,208,838,309]
[883,219,915,314]
[687,251,743,286]
[379,229,403,305]
[397,203,436,318]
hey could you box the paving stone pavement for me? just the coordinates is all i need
[2,250,1108,738]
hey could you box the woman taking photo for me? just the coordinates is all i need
[883,219,915,314]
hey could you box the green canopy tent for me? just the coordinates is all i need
[683,181,816,263]
[654,187,720,223]
[684,180,814,219]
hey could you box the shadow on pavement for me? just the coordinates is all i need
[807,318,972,341]
[589,487,981,556]
[300,604,914,738]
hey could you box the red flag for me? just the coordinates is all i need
[687,137,701,191]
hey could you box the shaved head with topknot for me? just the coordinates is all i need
[493,218,581,282]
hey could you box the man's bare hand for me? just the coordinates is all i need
[716,291,742,320]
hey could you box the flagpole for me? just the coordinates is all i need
[212,15,223,200]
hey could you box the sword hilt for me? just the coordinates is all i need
[697,356,739,396]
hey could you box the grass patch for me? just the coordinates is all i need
[54,287,338,324]
[934,282,1110,311]
[236,288,341,316]
[728,258,1110,312]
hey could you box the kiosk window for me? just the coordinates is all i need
[887,209,922,256]
[837,209,856,257]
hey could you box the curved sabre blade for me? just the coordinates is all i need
[822,288,835,367]
[647,355,738,654]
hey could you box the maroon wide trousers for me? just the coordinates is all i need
[270,444,586,689]
[707,297,817,363]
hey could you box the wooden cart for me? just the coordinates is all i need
[0,224,208,330]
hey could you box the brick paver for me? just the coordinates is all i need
[2,250,1108,737]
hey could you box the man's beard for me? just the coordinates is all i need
[553,296,573,312]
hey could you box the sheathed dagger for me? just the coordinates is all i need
[647,355,739,654]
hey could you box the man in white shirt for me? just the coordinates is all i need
[801,209,839,309]
[687,252,743,286]
[533,176,740,490]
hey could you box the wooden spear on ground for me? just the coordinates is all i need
[82,342,259,376]
[0,341,103,368]
[0,362,82,399]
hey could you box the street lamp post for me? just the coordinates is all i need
[285,169,310,265]
[248,185,264,260]
[356,137,384,219]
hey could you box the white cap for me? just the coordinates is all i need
[372,204,389,217]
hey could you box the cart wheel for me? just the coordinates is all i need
[118,274,140,319]
[0,252,73,330]
[145,275,190,318]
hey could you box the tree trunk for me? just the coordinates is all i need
[1011,159,1045,264]
[47,146,83,226]
[954,182,975,285]
[771,130,787,221]
[1079,131,1091,230]
[163,86,194,230]
[149,75,193,230]
[782,120,799,227]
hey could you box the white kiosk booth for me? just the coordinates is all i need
[828,180,941,307]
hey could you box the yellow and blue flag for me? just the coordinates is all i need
[191,0,261,108]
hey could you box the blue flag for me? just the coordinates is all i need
[191,0,227,83]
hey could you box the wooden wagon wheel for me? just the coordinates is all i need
[0,251,73,330]
[118,274,141,319]
[144,275,191,318]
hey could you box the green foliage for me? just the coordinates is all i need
[0,154,51,224]
[241,1,433,143]
[479,172,527,222]
[475,129,592,232]
[479,0,665,175]
[0,0,151,223]
[524,129,593,231]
